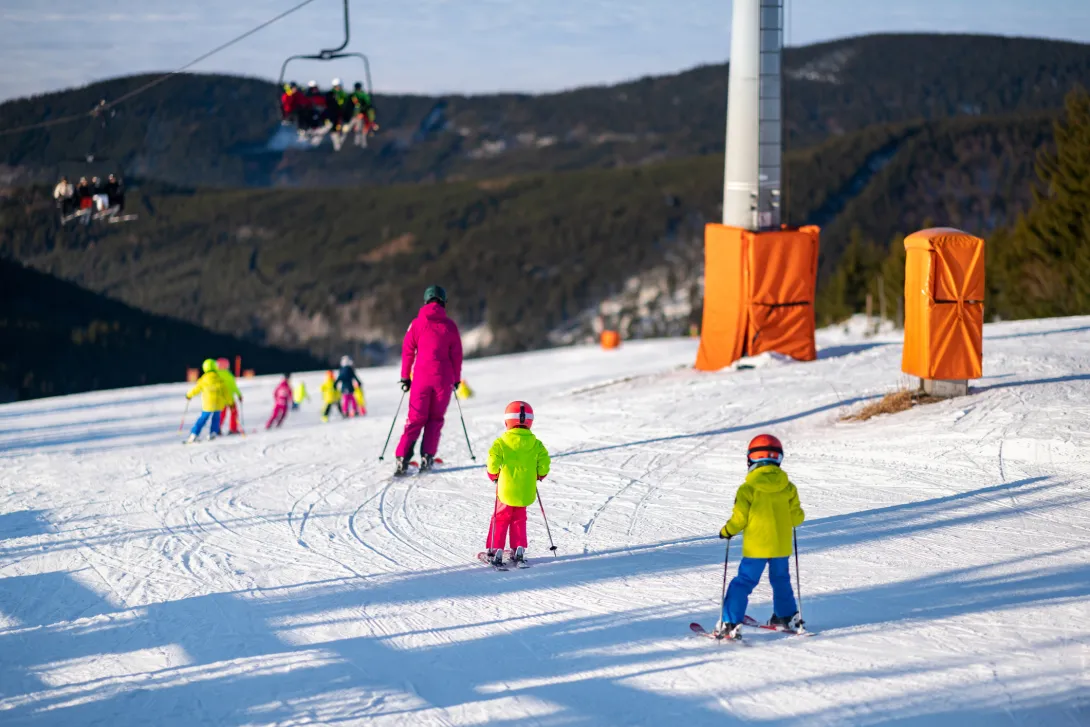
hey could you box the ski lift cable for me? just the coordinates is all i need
[0,0,322,137]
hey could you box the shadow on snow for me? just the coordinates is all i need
[1,474,1088,724]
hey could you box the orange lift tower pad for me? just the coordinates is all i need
[901,228,985,381]
[696,223,820,371]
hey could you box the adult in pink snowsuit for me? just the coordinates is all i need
[266,375,293,429]
[395,286,463,468]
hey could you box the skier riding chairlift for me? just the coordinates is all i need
[276,0,375,150]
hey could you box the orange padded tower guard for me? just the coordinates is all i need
[902,228,985,381]
[696,224,820,371]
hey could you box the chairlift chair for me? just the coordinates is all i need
[277,0,373,149]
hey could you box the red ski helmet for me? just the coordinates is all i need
[747,434,784,467]
[504,401,534,430]
[216,358,230,371]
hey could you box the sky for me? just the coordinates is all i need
[1,0,1088,102]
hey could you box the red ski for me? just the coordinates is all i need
[689,623,747,644]
[743,615,815,636]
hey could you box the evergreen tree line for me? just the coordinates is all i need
[816,87,1090,326]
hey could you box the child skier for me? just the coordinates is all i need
[186,359,228,443]
[485,401,550,567]
[266,373,293,429]
[292,379,309,410]
[319,370,341,422]
[216,357,243,435]
[714,434,806,640]
[336,356,363,418]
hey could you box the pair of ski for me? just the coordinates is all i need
[476,549,531,571]
[690,615,815,642]
[181,430,251,445]
[395,458,444,477]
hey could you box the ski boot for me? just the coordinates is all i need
[394,456,411,477]
[208,433,218,441]
[768,611,805,633]
[419,454,435,472]
[712,620,742,641]
[488,548,504,567]
[512,546,526,565]
[186,433,198,444]
[321,415,329,423]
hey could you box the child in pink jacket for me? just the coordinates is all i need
[266,373,293,429]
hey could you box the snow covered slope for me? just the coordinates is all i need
[2,318,1089,725]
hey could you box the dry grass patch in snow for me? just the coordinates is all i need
[842,389,942,421]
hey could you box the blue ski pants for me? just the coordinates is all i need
[722,556,797,625]
[191,410,222,437]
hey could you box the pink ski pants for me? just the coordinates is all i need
[488,503,527,550]
[395,383,451,458]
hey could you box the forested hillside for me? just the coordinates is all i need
[0,110,1058,359]
[1,34,1087,188]
[0,257,323,402]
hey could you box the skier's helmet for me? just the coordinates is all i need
[216,357,230,371]
[331,77,342,88]
[747,434,784,468]
[423,285,447,306]
[340,355,353,367]
[504,401,534,430]
[202,358,217,373]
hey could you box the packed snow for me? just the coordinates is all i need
[2,316,1090,725]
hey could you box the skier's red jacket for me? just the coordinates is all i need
[400,302,463,391]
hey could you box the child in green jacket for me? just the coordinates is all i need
[715,433,806,640]
[486,401,550,566]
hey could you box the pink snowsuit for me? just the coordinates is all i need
[266,379,292,429]
[395,302,463,459]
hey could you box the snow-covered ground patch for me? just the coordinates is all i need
[2,318,1089,725]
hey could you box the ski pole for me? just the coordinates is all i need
[238,399,247,436]
[537,492,558,557]
[794,529,804,627]
[454,391,476,461]
[485,483,500,551]
[178,398,191,432]
[378,390,406,461]
[721,537,731,607]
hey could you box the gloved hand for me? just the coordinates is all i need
[537,475,547,481]
[453,380,461,392]
[238,394,244,402]
[185,394,192,400]
[487,471,499,482]
[718,525,734,540]
[399,378,411,392]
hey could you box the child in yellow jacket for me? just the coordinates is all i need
[485,401,550,567]
[714,434,805,640]
[319,371,340,422]
[186,359,228,443]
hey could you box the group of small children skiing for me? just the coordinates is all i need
[186,284,809,639]
[184,358,243,442]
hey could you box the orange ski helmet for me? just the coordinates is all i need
[747,434,784,467]
[504,401,534,430]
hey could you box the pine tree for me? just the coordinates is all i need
[1008,86,1090,316]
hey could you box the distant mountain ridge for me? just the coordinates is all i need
[1,33,1087,188]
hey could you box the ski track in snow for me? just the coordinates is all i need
[2,320,1090,725]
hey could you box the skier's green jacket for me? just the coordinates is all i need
[720,464,805,558]
[216,367,241,403]
[487,427,551,507]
